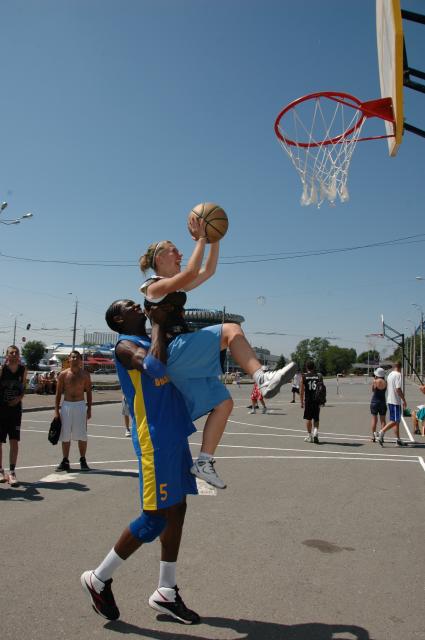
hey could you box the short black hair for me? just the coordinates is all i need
[305,360,316,371]
[105,300,129,333]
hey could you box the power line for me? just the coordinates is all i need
[0,232,424,267]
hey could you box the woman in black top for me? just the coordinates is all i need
[370,367,387,442]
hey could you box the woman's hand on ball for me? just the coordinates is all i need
[188,214,206,241]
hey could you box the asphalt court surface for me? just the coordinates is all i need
[1,379,425,640]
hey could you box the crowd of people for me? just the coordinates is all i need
[28,370,58,394]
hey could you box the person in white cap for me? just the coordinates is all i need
[377,361,407,447]
[369,367,387,442]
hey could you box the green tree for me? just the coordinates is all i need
[323,346,357,376]
[357,350,380,364]
[291,339,311,370]
[309,337,330,373]
[274,354,287,370]
[22,340,46,370]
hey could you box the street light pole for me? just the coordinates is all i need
[72,299,78,350]
[0,201,34,225]
[413,303,424,380]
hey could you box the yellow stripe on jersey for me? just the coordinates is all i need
[129,369,157,510]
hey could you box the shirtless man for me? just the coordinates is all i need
[54,350,92,472]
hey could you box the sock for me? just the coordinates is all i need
[10,463,15,472]
[313,428,318,437]
[253,368,263,384]
[159,561,177,589]
[94,548,124,582]
[198,452,212,462]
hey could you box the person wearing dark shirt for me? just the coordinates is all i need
[300,360,323,444]
[0,345,27,486]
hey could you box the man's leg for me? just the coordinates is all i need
[81,509,166,621]
[378,421,395,445]
[304,419,313,442]
[149,502,200,625]
[312,419,320,444]
[56,441,71,471]
[0,442,5,482]
[78,440,90,470]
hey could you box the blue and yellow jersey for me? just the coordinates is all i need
[114,334,197,509]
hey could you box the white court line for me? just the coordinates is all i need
[21,428,128,441]
[23,418,123,430]
[418,457,425,473]
[223,430,372,444]
[210,455,416,463]
[401,414,415,442]
[191,441,414,459]
[21,428,413,458]
[229,419,391,441]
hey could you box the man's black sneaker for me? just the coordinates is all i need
[148,586,200,625]
[80,570,120,621]
[55,459,70,472]
[80,457,90,471]
[313,435,320,444]
[396,439,406,447]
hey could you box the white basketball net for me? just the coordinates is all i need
[276,96,367,207]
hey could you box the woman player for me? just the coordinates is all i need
[139,215,295,489]
[370,367,387,442]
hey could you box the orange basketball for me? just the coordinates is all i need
[188,202,229,244]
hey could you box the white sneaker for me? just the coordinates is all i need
[304,434,313,443]
[249,409,256,414]
[190,459,226,489]
[257,362,297,399]
[148,586,200,625]
[0,469,6,483]
[125,429,131,437]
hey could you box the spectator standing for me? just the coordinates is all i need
[0,345,27,486]
[300,360,323,444]
[370,367,387,442]
[54,350,92,471]
[290,371,302,403]
[378,361,406,447]
[122,394,131,437]
[249,383,267,414]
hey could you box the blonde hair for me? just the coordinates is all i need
[139,241,171,274]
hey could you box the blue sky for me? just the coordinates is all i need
[0,0,424,360]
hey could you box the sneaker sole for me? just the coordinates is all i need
[262,362,297,399]
[190,466,226,489]
[148,597,198,625]
[80,572,119,621]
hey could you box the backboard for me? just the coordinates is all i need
[376,0,404,156]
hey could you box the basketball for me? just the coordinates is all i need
[188,202,229,244]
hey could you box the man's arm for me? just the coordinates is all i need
[85,371,92,420]
[54,373,65,418]
[396,385,407,409]
[115,323,167,374]
[300,376,305,408]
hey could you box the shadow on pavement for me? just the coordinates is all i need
[0,480,90,501]
[107,616,370,639]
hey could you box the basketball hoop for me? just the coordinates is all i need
[274,92,395,207]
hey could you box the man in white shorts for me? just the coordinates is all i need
[54,350,92,471]
[378,361,406,447]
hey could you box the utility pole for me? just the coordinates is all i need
[421,311,424,380]
[12,317,17,344]
[72,299,78,350]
